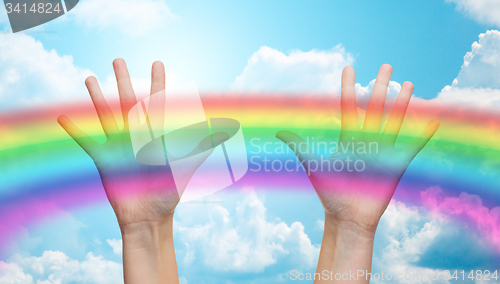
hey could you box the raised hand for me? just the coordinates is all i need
[277,64,439,283]
[277,64,438,232]
[58,59,226,284]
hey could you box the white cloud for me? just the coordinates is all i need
[373,192,498,283]
[231,45,404,110]
[177,190,319,273]
[0,31,180,114]
[449,30,500,89]
[231,45,354,93]
[432,30,500,110]
[421,187,500,251]
[71,0,179,37]
[446,0,500,28]
[0,251,122,284]
[106,239,122,256]
[434,86,500,109]
[0,262,33,284]
[373,201,451,284]
[0,32,92,111]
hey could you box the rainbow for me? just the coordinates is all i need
[0,93,499,257]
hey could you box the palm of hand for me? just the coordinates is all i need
[59,60,181,227]
[93,131,179,227]
[278,65,439,230]
[309,133,411,229]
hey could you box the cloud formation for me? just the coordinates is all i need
[433,30,500,110]
[446,0,500,28]
[421,186,500,252]
[315,198,489,283]
[0,31,179,116]
[231,45,354,93]
[373,201,451,284]
[452,30,500,89]
[176,190,319,273]
[234,30,500,112]
[0,251,122,284]
[0,33,92,111]
[0,261,32,284]
[231,44,405,112]
[71,0,179,37]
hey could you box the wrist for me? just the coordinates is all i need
[120,215,174,251]
[323,214,376,252]
[315,214,376,282]
[120,215,179,284]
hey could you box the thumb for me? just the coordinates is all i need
[276,130,317,166]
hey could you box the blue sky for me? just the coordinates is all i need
[1,0,500,283]
[12,0,489,97]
